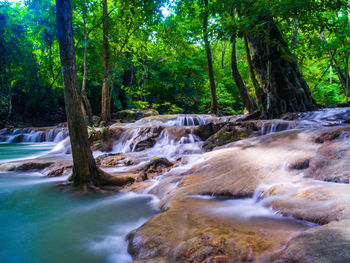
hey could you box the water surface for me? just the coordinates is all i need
[0,144,158,263]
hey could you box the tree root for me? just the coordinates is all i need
[95,167,135,186]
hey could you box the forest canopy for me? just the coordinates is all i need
[0,0,348,126]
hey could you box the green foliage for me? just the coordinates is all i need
[1,0,349,127]
[88,126,98,139]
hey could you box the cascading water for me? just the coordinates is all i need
[125,114,228,128]
[110,115,206,160]
[0,127,68,143]
[0,114,218,263]
[3,108,350,262]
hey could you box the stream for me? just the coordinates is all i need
[0,144,158,263]
[2,109,350,262]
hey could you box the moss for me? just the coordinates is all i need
[124,160,133,166]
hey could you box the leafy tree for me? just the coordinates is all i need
[56,0,133,187]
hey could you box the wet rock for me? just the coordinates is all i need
[281,112,302,120]
[307,131,350,183]
[235,110,261,121]
[42,164,72,177]
[289,159,310,170]
[130,126,164,152]
[137,158,175,181]
[271,220,350,263]
[337,103,350,108]
[260,120,293,135]
[315,126,350,143]
[202,120,295,151]
[127,198,311,263]
[112,109,159,122]
[95,152,141,168]
[127,129,348,262]
[0,160,54,171]
[90,127,124,152]
[264,180,350,225]
[0,155,73,177]
[203,121,261,151]
[193,122,226,141]
[96,153,127,166]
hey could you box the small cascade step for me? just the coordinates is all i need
[0,128,68,143]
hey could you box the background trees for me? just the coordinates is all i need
[0,0,348,126]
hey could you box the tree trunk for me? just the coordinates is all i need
[203,0,218,115]
[246,16,316,118]
[243,36,265,108]
[318,32,349,90]
[221,42,227,69]
[291,19,298,50]
[101,0,111,122]
[119,67,132,109]
[56,0,133,188]
[81,0,93,125]
[230,9,258,113]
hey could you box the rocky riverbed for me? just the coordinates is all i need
[2,108,350,262]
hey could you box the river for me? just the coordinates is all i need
[0,143,158,263]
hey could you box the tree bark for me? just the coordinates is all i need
[81,0,93,125]
[221,42,227,69]
[203,0,218,115]
[246,15,316,118]
[56,0,132,188]
[101,0,111,122]
[243,36,265,108]
[230,9,258,113]
[291,19,298,50]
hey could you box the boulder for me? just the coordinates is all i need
[202,120,295,151]
[0,160,55,171]
[127,198,312,263]
[271,220,350,263]
[137,157,175,181]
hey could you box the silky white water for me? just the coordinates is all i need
[2,109,350,262]
[0,145,158,263]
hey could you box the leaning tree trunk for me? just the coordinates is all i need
[318,32,349,90]
[203,0,218,115]
[56,0,133,188]
[230,8,258,113]
[247,16,316,118]
[100,0,111,122]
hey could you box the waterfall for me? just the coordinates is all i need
[127,114,224,128]
[0,128,68,143]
